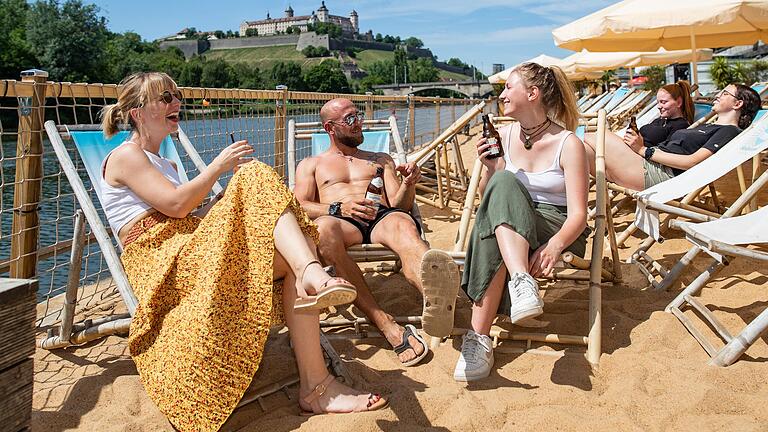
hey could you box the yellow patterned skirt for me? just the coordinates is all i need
[121,161,318,432]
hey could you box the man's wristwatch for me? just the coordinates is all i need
[644,146,656,161]
[328,201,342,217]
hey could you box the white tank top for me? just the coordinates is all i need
[502,123,570,206]
[100,142,183,234]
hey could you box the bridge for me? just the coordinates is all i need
[372,80,495,98]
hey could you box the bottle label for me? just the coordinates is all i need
[365,192,382,208]
[487,137,500,156]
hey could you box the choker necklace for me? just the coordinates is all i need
[335,148,360,162]
[520,118,550,150]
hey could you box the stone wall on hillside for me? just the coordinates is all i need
[159,39,210,59]
[210,35,299,50]
[296,32,330,51]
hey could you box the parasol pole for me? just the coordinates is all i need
[690,27,700,95]
[628,66,634,88]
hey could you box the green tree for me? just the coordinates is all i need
[200,58,236,88]
[642,65,666,92]
[309,22,341,38]
[447,58,468,68]
[374,33,383,42]
[269,61,306,90]
[404,37,424,48]
[0,0,36,79]
[26,0,110,82]
[302,45,330,58]
[304,60,349,93]
[178,57,204,87]
[231,63,264,89]
[213,30,225,39]
[408,58,439,83]
[245,28,258,37]
[710,57,744,89]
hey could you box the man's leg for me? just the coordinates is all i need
[371,212,459,342]
[369,212,428,291]
[315,215,425,365]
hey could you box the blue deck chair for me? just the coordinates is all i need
[41,121,352,399]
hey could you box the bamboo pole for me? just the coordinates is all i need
[273,85,288,178]
[10,69,48,279]
[587,109,607,367]
[408,96,416,148]
[453,159,483,252]
[364,91,374,119]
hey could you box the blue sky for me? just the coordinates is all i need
[85,0,615,75]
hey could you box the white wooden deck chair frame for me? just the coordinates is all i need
[451,110,616,366]
[664,201,768,367]
[40,120,352,407]
[617,111,768,290]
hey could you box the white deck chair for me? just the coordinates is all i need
[41,121,353,406]
[451,110,616,366]
[664,203,768,366]
[627,111,768,290]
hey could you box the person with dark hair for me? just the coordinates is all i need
[454,63,590,381]
[100,72,387,431]
[583,83,761,191]
[584,80,694,166]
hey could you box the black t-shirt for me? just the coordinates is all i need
[640,117,690,147]
[657,123,742,175]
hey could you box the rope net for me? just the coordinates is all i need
[0,78,488,337]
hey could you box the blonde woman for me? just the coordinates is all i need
[455,63,589,381]
[100,72,387,431]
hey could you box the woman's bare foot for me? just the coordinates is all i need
[299,374,388,415]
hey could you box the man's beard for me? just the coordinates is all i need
[337,130,364,147]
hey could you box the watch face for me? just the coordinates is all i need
[329,202,341,216]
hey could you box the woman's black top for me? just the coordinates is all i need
[640,117,690,147]
[657,123,741,175]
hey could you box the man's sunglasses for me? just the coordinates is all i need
[329,112,365,126]
[158,89,183,104]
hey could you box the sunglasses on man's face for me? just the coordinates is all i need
[158,89,183,104]
[330,112,365,127]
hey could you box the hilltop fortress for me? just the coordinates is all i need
[240,2,359,37]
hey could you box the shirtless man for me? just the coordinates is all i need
[294,98,459,367]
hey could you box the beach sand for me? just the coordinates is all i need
[32,125,768,431]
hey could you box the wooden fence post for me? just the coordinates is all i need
[364,92,374,119]
[408,96,415,148]
[273,85,288,179]
[10,69,48,279]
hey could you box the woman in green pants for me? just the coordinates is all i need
[455,62,590,382]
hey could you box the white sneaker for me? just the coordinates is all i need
[453,330,494,382]
[507,272,544,324]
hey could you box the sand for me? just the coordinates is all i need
[32,125,768,431]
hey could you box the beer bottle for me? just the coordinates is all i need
[628,116,639,134]
[482,114,504,159]
[365,167,385,211]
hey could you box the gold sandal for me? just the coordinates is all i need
[294,260,357,311]
[299,374,388,416]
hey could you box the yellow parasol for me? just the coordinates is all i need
[488,54,601,83]
[552,0,768,85]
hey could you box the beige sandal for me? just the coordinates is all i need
[294,260,357,311]
[299,374,388,416]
